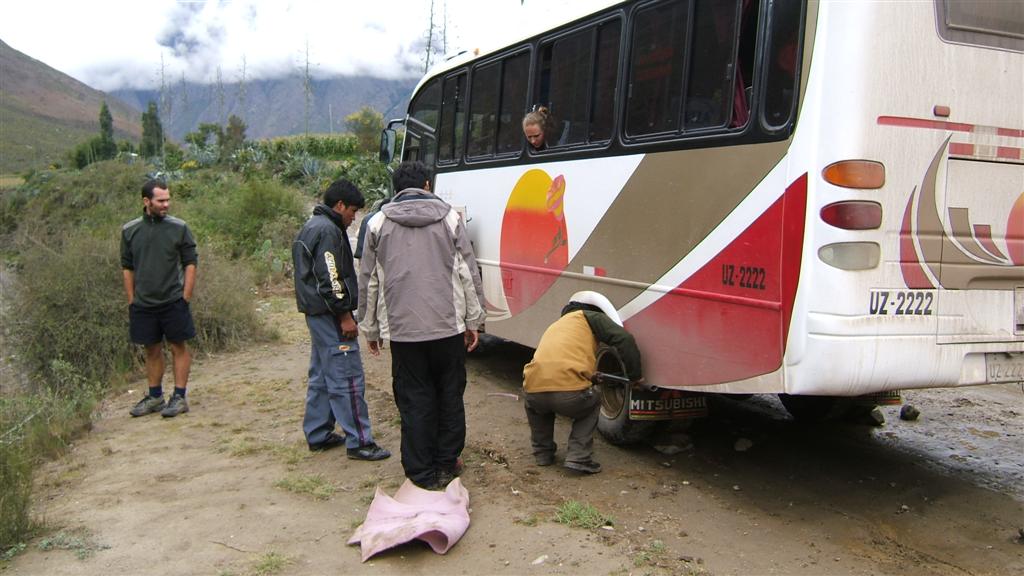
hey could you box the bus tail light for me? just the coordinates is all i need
[820,201,882,230]
[818,242,880,270]
[822,160,885,189]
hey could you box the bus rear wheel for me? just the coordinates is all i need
[595,346,654,445]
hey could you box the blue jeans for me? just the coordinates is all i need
[303,314,375,449]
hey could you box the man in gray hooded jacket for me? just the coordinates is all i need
[358,160,484,490]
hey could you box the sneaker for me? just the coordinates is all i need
[160,394,189,418]
[308,432,346,452]
[564,460,602,474]
[347,443,391,461]
[129,395,165,417]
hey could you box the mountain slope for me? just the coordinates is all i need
[112,74,416,142]
[0,39,141,173]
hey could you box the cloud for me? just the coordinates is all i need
[0,0,614,91]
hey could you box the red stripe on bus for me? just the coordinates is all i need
[780,174,808,352]
[972,225,1009,262]
[948,142,975,156]
[997,146,1021,160]
[623,175,807,387]
[899,191,934,289]
[877,116,974,133]
[998,128,1024,138]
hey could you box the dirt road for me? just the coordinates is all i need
[7,296,1024,575]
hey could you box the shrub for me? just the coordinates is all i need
[183,176,306,259]
[2,162,148,239]
[330,156,391,206]
[0,382,99,555]
[188,247,274,349]
[10,233,136,384]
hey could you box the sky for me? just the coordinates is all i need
[0,0,615,91]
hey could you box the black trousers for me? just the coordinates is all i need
[390,334,467,487]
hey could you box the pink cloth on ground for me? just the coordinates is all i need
[348,478,471,562]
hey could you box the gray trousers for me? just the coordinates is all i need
[303,314,375,449]
[524,387,600,464]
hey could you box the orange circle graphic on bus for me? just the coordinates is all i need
[500,169,569,316]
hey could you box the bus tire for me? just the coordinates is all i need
[778,394,837,422]
[597,384,655,445]
[595,345,654,445]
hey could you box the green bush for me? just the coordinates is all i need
[188,246,275,348]
[183,175,306,260]
[10,233,136,384]
[1,381,98,555]
[330,156,391,206]
[2,162,148,239]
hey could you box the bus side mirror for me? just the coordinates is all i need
[379,128,397,164]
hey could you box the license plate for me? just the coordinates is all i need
[628,389,708,421]
[851,390,903,406]
[986,352,1024,383]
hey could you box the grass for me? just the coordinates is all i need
[554,500,614,530]
[0,385,98,554]
[514,514,541,527]
[0,174,24,189]
[274,474,336,500]
[36,527,109,560]
[632,539,672,569]
[252,551,290,575]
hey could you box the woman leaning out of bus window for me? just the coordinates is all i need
[523,107,554,151]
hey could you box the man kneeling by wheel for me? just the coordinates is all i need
[522,292,643,474]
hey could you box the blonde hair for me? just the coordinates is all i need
[522,106,552,131]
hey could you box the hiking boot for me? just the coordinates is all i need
[308,432,346,452]
[160,394,189,418]
[442,457,465,477]
[129,395,165,417]
[564,460,602,474]
[347,443,391,461]
[535,453,555,466]
[435,470,456,489]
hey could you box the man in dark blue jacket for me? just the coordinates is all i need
[292,179,390,461]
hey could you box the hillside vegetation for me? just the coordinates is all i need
[0,129,393,557]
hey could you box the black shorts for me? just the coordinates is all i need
[129,298,196,345]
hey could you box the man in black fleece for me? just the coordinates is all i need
[121,179,197,418]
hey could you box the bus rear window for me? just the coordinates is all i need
[936,0,1024,52]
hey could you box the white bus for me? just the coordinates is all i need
[381,0,1023,441]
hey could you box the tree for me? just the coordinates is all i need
[345,106,384,154]
[140,101,164,158]
[184,123,223,149]
[96,101,116,160]
[219,115,247,160]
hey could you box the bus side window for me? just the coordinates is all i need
[497,52,530,155]
[538,28,592,147]
[732,0,759,128]
[438,72,467,164]
[626,0,688,137]
[763,0,802,129]
[685,0,742,130]
[589,18,621,143]
[407,78,441,164]
[468,62,500,158]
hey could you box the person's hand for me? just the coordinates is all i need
[368,339,381,356]
[464,329,479,352]
[339,312,358,340]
